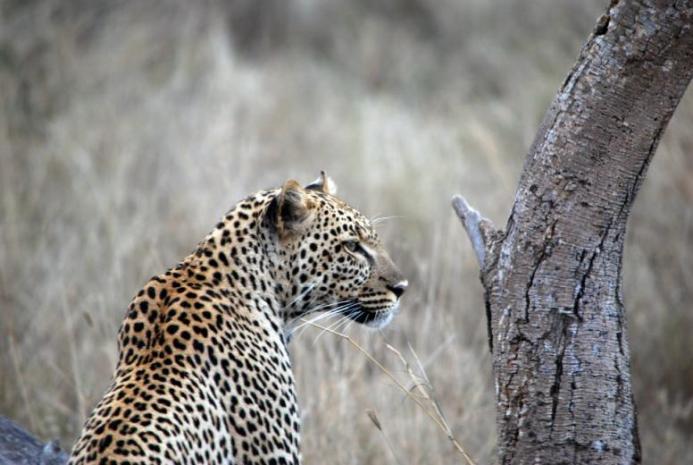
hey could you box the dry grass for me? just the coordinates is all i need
[0,1,691,463]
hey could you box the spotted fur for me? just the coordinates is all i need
[69,174,407,465]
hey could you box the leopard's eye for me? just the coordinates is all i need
[343,240,373,263]
[344,240,360,253]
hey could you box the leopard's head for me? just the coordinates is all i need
[264,173,407,333]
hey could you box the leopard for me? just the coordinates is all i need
[68,173,407,465]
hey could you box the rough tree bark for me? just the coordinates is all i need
[452,2,692,464]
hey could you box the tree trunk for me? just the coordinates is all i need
[452,2,693,464]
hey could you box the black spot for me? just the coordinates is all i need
[98,434,113,452]
[193,340,205,353]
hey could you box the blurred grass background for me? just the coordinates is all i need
[1,0,692,463]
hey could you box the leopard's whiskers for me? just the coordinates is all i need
[371,215,404,225]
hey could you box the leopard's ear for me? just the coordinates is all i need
[267,180,315,239]
[306,170,338,196]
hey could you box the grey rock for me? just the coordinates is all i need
[0,417,68,465]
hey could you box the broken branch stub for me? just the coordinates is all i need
[451,195,498,270]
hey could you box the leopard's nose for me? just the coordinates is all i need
[387,280,408,298]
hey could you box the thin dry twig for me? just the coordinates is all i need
[387,343,476,465]
[366,409,404,465]
[303,319,477,465]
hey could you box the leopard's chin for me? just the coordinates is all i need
[342,301,399,329]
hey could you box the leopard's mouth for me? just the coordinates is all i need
[340,301,399,329]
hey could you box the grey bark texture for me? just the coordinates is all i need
[0,416,68,465]
[453,1,693,464]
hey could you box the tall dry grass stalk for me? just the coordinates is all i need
[303,319,477,465]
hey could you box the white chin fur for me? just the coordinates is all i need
[364,302,399,329]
